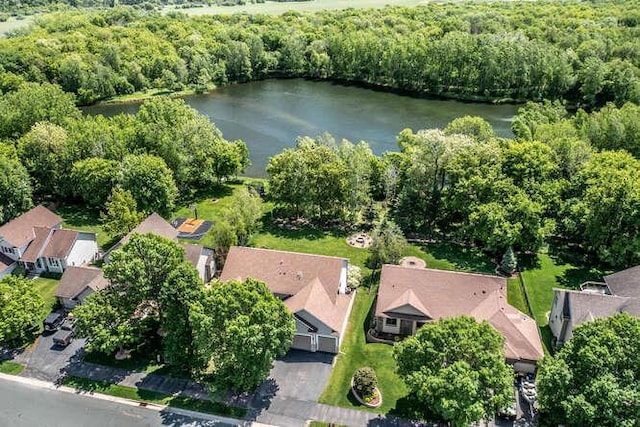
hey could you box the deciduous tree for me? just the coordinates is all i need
[190,278,295,391]
[394,316,512,427]
[537,313,640,427]
[0,154,33,224]
[101,186,144,239]
[0,276,45,344]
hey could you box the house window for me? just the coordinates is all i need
[49,258,60,267]
[385,318,397,326]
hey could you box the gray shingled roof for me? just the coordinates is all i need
[604,266,640,298]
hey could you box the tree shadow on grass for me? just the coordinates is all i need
[421,241,495,274]
[539,325,555,355]
[259,219,341,241]
[55,203,102,228]
[518,252,541,271]
[179,183,234,207]
[387,393,442,424]
[556,266,607,290]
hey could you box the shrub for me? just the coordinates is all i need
[347,265,362,290]
[353,367,377,398]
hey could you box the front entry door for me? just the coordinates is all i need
[400,319,413,335]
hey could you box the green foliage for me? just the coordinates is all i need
[444,116,494,143]
[101,186,144,239]
[1,3,638,106]
[0,276,45,344]
[353,367,377,399]
[119,154,178,216]
[346,265,362,290]
[368,219,407,268]
[394,316,512,426]
[220,186,263,245]
[190,278,295,391]
[17,122,71,197]
[209,220,238,257]
[537,313,640,427]
[0,83,79,139]
[70,157,119,207]
[0,153,33,224]
[560,151,640,267]
[267,137,349,220]
[75,234,204,369]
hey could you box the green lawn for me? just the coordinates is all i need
[33,276,60,315]
[520,253,605,326]
[507,277,528,315]
[319,290,407,413]
[62,376,247,418]
[0,361,24,375]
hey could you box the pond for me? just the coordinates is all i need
[85,79,518,177]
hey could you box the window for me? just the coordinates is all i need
[385,318,397,326]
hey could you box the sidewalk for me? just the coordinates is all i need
[62,361,429,427]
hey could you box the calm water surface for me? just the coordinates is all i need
[85,79,518,177]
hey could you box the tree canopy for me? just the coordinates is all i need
[190,278,295,391]
[394,316,513,426]
[0,276,45,345]
[537,313,640,427]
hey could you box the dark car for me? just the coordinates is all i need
[43,312,65,332]
[52,328,74,347]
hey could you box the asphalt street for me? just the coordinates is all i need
[0,378,238,427]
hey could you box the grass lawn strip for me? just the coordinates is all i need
[62,376,246,418]
[0,361,24,375]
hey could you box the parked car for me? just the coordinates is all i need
[43,312,65,332]
[52,328,73,347]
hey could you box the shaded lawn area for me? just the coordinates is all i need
[55,204,115,250]
[62,376,246,418]
[0,360,24,375]
[82,350,189,378]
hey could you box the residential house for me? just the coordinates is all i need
[103,213,179,263]
[219,246,354,354]
[0,206,98,276]
[54,266,109,309]
[182,243,216,283]
[549,265,640,345]
[375,265,544,373]
[104,213,216,283]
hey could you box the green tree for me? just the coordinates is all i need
[209,220,238,258]
[394,316,512,426]
[221,187,263,246]
[0,82,79,139]
[368,219,407,268]
[560,151,640,267]
[0,154,33,224]
[77,234,204,366]
[70,157,119,207]
[190,278,295,391]
[444,116,495,143]
[537,313,640,427]
[500,246,517,275]
[101,186,144,239]
[17,122,70,196]
[0,276,45,344]
[119,154,178,216]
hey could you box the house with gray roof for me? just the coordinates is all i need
[549,265,640,345]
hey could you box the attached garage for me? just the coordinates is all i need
[291,334,314,352]
[317,335,338,353]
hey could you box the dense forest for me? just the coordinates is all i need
[0,1,639,105]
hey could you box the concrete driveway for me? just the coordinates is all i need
[21,331,85,382]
